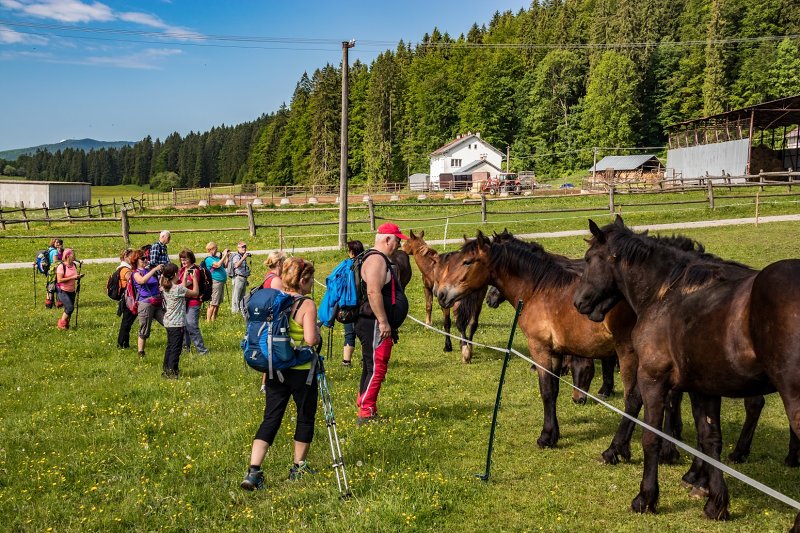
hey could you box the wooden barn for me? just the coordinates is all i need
[589,155,663,185]
[0,180,90,208]
[666,95,800,180]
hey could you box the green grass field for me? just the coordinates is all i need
[1,195,800,531]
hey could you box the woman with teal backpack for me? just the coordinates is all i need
[240,257,321,490]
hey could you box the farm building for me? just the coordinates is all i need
[408,173,431,191]
[0,180,90,208]
[666,94,800,181]
[588,155,663,185]
[429,132,505,190]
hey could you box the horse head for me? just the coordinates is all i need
[485,285,505,308]
[403,229,424,255]
[573,217,625,322]
[435,231,492,308]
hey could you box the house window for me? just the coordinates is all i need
[451,158,462,167]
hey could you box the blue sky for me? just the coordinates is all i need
[0,0,530,151]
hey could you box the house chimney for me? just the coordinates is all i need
[476,131,481,138]
[467,131,472,136]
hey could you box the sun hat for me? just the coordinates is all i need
[377,222,409,240]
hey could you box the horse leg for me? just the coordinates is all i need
[442,305,452,352]
[569,356,593,405]
[602,345,639,464]
[631,373,670,514]
[681,393,707,492]
[459,304,480,365]
[660,390,683,465]
[786,427,800,468]
[534,352,562,448]
[688,392,729,520]
[424,284,433,326]
[728,395,765,463]
[597,356,616,399]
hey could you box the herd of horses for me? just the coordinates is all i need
[397,218,800,531]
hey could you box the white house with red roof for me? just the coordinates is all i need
[429,132,505,189]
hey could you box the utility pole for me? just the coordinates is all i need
[338,39,356,249]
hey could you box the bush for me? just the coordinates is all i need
[149,171,181,192]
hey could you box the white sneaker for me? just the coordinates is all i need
[259,384,266,394]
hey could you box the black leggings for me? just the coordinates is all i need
[255,369,318,445]
[163,327,184,374]
[117,302,137,348]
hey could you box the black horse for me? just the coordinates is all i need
[574,216,800,527]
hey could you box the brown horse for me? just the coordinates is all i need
[435,230,642,453]
[403,230,485,363]
[574,216,800,525]
[485,285,617,403]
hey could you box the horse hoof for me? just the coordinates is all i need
[600,450,620,465]
[443,345,452,353]
[572,396,587,405]
[728,450,747,464]
[631,494,656,514]
[689,486,709,499]
[785,455,800,468]
[536,436,557,449]
[679,480,694,490]
[703,501,729,521]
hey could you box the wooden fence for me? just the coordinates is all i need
[2,177,799,245]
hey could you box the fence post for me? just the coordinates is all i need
[98,200,105,218]
[112,198,118,218]
[608,186,615,214]
[279,227,284,251]
[20,201,30,230]
[755,192,760,227]
[42,202,51,227]
[368,197,376,231]
[64,202,73,223]
[0,207,4,230]
[759,170,765,192]
[121,208,130,244]
[481,194,487,223]
[707,178,715,209]
[789,168,793,192]
[247,202,256,237]
[172,188,177,206]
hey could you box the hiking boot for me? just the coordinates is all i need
[357,414,381,427]
[197,350,210,357]
[57,318,68,330]
[259,384,267,394]
[45,298,53,309]
[240,467,264,491]
[138,351,146,358]
[342,359,352,367]
[55,300,63,308]
[161,370,179,380]
[288,461,316,481]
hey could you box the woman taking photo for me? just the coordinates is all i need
[131,249,164,358]
[55,248,83,330]
[241,257,321,490]
[178,248,209,356]
[160,263,199,378]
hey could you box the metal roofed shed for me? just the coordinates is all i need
[589,155,663,185]
[666,94,800,180]
[408,173,430,191]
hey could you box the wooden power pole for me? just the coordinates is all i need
[338,39,356,249]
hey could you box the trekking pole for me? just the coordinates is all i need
[73,262,83,329]
[316,355,352,499]
[476,300,523,482]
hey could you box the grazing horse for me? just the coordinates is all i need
[573,216,800,525]
[435,230,642,453]
[403,230,485,363]
[485,285,617,403]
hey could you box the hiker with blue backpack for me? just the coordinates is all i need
[41,238,63,309]
[341,240,364,366]
[240,257,322,490]
[258,250,286,393]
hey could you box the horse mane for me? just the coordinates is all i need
[477,230,581,294]
[603,224,756,296]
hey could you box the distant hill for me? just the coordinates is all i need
[0,138,135,161]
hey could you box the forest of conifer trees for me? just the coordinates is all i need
[4,0,800,187]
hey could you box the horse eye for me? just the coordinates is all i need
[462,260,473,267]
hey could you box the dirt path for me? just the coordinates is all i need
[3,214,799,270]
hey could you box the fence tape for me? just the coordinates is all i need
[402,314,800,512]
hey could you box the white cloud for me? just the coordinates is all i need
[0,24,48,44]
[6,0,114,23]
[83,47,182,69]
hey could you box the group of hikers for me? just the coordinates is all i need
[37,222,412,492]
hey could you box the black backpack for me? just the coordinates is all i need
[340,249,408,328]
[191,265,213,302]
[106,267,124,301]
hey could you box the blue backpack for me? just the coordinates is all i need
[242,288,317,382]
[318,258,358,327]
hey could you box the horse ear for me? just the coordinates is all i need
[614,214,625,227]
[588,219,606,244]
[409,229,416,238]
[418,229,424,238]
[476,230,489,247]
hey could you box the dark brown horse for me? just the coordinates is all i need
[573,216,800,525]
[485,285,617,403]
[435,230,642,453]
[403,230,485,363]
